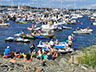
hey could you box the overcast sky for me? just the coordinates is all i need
[0,0,96,9]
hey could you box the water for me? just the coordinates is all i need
[0,15,96,54]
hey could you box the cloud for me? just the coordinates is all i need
[83,4,96,9]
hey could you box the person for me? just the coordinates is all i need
[71,34,75,40]
[10,53,16,63]
[68,40,72,48]
[50,46,58,60]
[42,51,48,60]
[14,50,23,58]
[87,27,90,30]
[77,27,79,30]
[4,46,11,58]
[21,30,25,35]
[68,35,72,41]
[29,43,35,56]
[24,53,32,62]
[37,48,42,60]
[55,39,59,45]
[2,20,5,24]
[49,39,54,46]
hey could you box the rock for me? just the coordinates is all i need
[80,64,89,70]
[59,58,69,67]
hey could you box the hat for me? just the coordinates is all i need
[7,46,10,48]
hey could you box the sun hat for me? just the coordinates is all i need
[7,46,10,48]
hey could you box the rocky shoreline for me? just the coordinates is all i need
[0,46,96,72]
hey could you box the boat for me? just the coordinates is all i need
[37,42,74,53]
[5,37,14,42]
[54,42,74,53]
[21,35,35,39]
[21,21,27,24]
[0,23,10,27]
[62,26,72,29]
[14,33,21,37]
[92,22,96,26]
[41,34,54,38]
[14,37,30,43]
[35,36,50,40]
[73,28,93,34]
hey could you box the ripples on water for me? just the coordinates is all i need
[0,15,96,54]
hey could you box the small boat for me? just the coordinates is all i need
[54,42,74,53]
[41,34,54,38]
[0,23,10,27]
[73,28,93,34]
[14,37,30,43]
[21,35,35,39]
[92,22,96,26]
[5,36,14,42]
[21,22,27,24]
[14,33,21,37]
[35,36,50,40]
[62,26,72,29]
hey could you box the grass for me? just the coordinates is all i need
[79,46,96,68]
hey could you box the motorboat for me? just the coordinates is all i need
[92,22,96,26]
[73,28,93,34]
[14,37,30,43]
[0,23,10,27]
[5,36,14,42]
[54,42,74,53]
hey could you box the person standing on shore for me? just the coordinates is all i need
[29,43,35,55]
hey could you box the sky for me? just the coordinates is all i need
[0,0,96,9]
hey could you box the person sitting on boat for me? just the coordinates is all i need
[68,40,73,48]
[44,41,50,49]
[86,27,90,30]
[4,46,12,58]
[50,46,58,60]
[68,35,72,41]
[49,39,55,46]
[2,20,5,24]
[55,39,59,45]
[76,27,80,30]
[21,31,25,35]
[71,34,75,40]
[38,30,43,36]
[24,53,32,62]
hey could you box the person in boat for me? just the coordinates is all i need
[76,27,80,30]
[86,27,90,30]
[68,34,72,41]
[21,30,25,35]
[68,40,73,48]
[50,46,58,60]
[2,20,5,24]
[71,34,75,40]
[4,46,11,57]
[45,41,50,49]
[55,39,59,45]
[49,39,55,46]
[24,53,32,62]
[38,30,43,36]
[29,43,35,56]
[10,53,16,63]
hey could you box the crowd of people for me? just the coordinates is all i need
[3,34,74,64]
